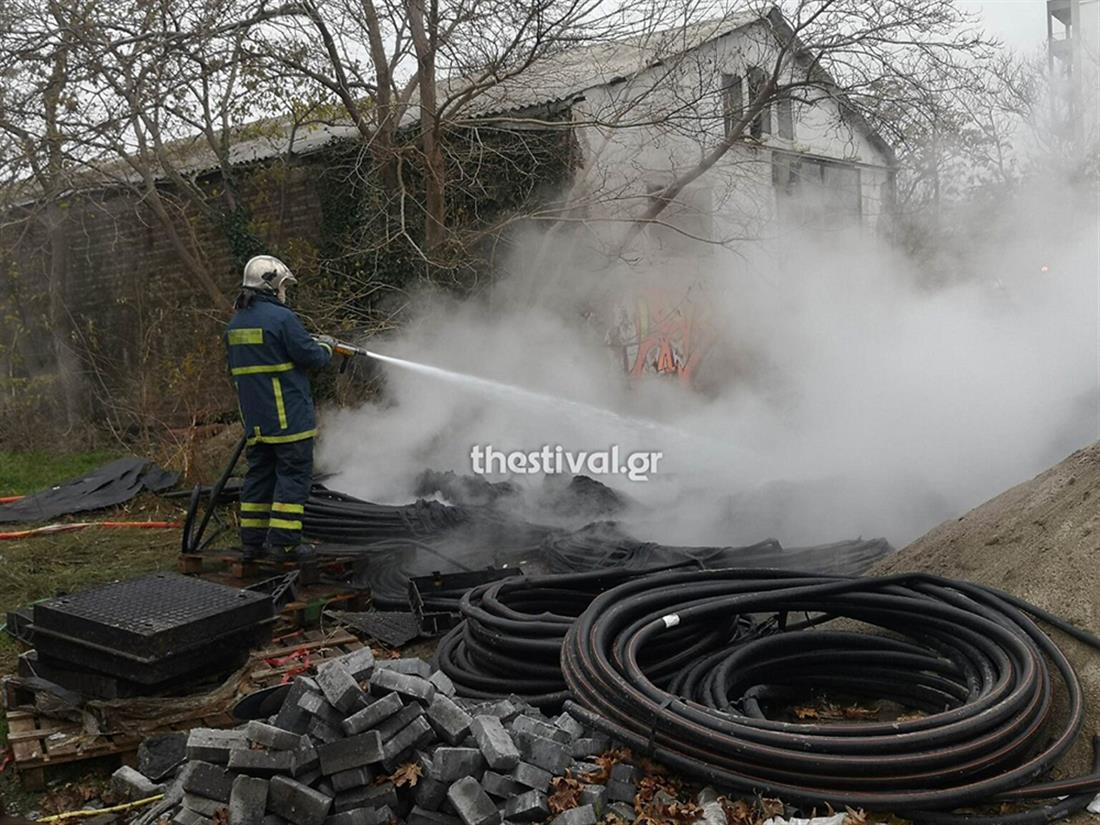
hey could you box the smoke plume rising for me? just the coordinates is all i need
[317,180,1099,550]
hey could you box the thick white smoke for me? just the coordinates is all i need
[317,179,1099,549]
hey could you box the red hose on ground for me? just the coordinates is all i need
[0,521,182,540]
[0,495,24,503]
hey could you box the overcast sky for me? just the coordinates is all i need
[961,0,1049,53]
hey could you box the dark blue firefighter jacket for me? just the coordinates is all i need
[225,294,333,444]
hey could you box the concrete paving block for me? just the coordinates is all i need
[343,693,404,736]
[552,713,585,740]
[263,815,291,825]
[248,721,306,751]
[333,782,397,814]
[415,773,449,811]
[268,775,333,825]
[426,694,472,745]
[173,808,214,825]
[330,766,374,793]
[111,765,163,800]
[316,662,368,714]
[308,718,345,745]
[184,794,226,817]
[229,775,269,825]
[430,747,485,782]
[186,729,249,765]
[330,647,375,681]
[375,658,432,678]
[479,771,522,800]
[374,703,424,742]
[427,670,456,697]
[604,779,635,804]
[469,716,519,771]
[407,806,462,825]
[607,802,634,821]
[445,776,501,825]
[229,748,295,776]
[381,715,435,770]
[514,733,570,775]
[139,732,188,782]
[369,668,436,704]
[570,738,609,759]
[299,692,347,727]
[292,744,320,777]
[508,762,552,793]
[182,761,235,802]
[609,763,638,784]
[323,807,392,825]
[549,804,597,825]
[502,790,549,822]
[411,774,444,809]
[578,784,605,814]
[275,678,319,735]
[569,761,600,778]
[470,699,521,723]
[511,716,570,746]
[319,732,384,774]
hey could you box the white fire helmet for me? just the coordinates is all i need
[242,255,298,297]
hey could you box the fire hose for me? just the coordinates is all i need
[0,520,182,540]
[560,567,1100,823]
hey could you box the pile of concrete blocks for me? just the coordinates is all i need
[117,649,709,825]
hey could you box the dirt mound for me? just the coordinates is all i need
[871,441,1100,790]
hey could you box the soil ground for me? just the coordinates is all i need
[871,441,1100,823]
[2,441,1099,821]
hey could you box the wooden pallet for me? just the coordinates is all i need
[5,628,366,789]
[6,707,236,790]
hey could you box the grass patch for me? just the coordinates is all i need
[0,451,124,497]
[0,494,190,672]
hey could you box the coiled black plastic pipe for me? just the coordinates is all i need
[561,568,1100,823]
[436,564,710,708]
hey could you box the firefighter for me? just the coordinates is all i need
[226,255,336,562]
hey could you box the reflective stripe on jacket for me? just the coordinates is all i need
[226,294,333,444]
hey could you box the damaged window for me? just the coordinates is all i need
[720,72,743,138]
[777,95,794,140]
[774,152,862,229]
[747,66,770,138]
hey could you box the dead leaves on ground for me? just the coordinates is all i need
[386,762,422,788]
[549,775,585,814]
[791,703,880,721]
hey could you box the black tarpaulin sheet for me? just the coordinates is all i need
[0,457,179,524]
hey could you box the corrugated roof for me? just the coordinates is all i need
[5,120,363,206]
[412,13,762,122]
[6,9,894,205]
[170,122,363,175]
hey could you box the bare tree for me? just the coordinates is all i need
[252,0,688,259]
[604,0,997,251]
[0,0,99,425]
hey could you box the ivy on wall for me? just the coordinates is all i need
[311,117,578,328]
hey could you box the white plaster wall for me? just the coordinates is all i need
[565,20,894,258]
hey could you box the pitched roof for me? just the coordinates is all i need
[418,13,762,122]
[411,9,894,165]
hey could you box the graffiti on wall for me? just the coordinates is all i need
[607,284,714,387]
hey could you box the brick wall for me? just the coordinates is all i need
[0,152,329,434]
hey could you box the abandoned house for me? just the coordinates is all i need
[0,7,896,421]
